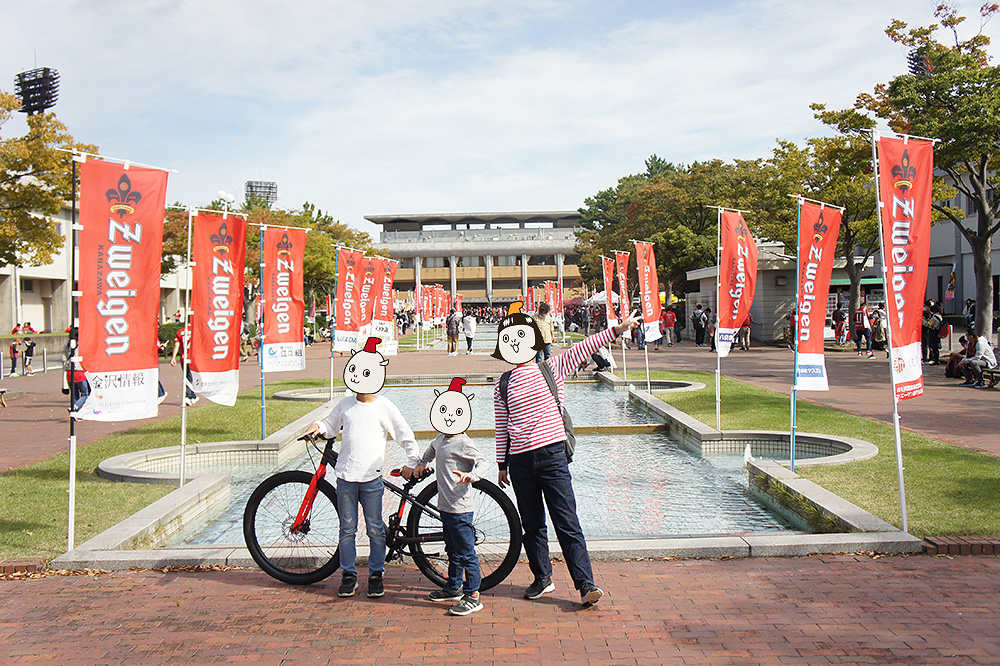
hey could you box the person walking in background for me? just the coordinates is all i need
[662,307,676,347]
[737,312,752,351]
[446,309,461,356]
[462,309,477,355]
[923,302,944,366]
[533,302,555,362]
[706,308,717,352]
[691,304,707,346]
[170,323,198,406]
[22,338,35,376]
[855,300,873,358]
[8,338,20,376]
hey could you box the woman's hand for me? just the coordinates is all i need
[498,470,509,489]
[614,311,643,337]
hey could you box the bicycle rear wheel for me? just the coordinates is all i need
[406,479,521,591]
[243,470,341,585]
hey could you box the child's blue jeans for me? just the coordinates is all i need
[441,511,481,594]
[335,477,386,576]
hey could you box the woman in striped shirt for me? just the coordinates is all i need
[493,302,640,606]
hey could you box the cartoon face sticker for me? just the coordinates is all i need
[497,324,537,364]
[491,301,544,365]
[344,337,389,394]
[430,378,474,436]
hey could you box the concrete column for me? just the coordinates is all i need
[521,254,529,299]
[414,256,422,293]
[556,253,564,290]
[450,255,458,302]
[485,255,493,301]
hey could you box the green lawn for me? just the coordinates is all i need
[623,369,1000,538]
[0,378,334,561]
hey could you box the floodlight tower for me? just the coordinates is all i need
[245,180,278,207]
[15,67,59,115]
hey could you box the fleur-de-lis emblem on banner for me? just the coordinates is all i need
[813,210,828,243]
[106,174,142,218]
[211,222,233,254]
[891,150,917,193]
[276,232,293,256]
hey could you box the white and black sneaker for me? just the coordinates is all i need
[449,592,483,616]
[338,573,358,597]
[428,587,463,602]
[580,583,604,607]
[524,576,555,599]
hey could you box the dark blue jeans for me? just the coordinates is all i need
[441,511,481,594]
[508,441,594,590]
[335,478,386,576]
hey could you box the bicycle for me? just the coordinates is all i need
[243,434,522,591]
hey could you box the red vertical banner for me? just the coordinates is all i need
[878,136,934,400]
[602,256,619,327]
[357,255,382,344]
[615,251,630,320]
[372,258,397,341]
[189,212,247,405]
[794,202,842,391]
[716,211,758,358]
[525,284,535,312]
[325,293,332,318]
[455,293,463,314]
[634,241,663,343]
[556,277,564,326]
[261,227,306,372]
[334,247,363,351]
[76,161,168,421]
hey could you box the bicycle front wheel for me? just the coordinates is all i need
[243,470,341,585]
[407,479,522,591]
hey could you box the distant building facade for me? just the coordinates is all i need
[367,211,584,305]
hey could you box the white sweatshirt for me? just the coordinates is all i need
[314,395,419,483]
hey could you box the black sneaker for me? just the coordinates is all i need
[523,576,555,599]
[449,592,483,616]
[428,587,463,602]
[580,583,604,606]
[338,573,358,597]
[367,571,384,598]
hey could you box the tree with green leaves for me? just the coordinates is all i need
[576,156,727,302]
[857,3,1000,337]
[0,90,96,267]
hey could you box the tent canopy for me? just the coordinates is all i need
[584,290,619,306]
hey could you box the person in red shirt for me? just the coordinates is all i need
[660,308,676,347]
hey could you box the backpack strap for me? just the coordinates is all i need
[537,362,563,413]
[499,370,512,464]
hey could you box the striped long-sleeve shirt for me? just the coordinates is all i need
[494,327,617,468]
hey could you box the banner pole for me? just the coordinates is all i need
[179,208,194,486]
[259,224,266,440]
[871,132,909,533]
[715,207,722,431]
[331,252,339,402]
[790,198,803,472]
[67,154,80,552]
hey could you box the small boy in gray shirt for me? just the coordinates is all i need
[414,378,488,616]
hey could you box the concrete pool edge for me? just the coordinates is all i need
[55,382,922,571]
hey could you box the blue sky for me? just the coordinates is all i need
[2,0,993,236]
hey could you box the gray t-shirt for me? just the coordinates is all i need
[419,433,488,514]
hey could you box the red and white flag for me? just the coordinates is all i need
[716,211,758,357]
[334,247,363,351]
[877,136,934,400]
[602,256,619,327]
[525,284,535,312]
[261,227,306,372]
[189,212,246,405]
[615,251,630,320]
[372,258,397,340]
[455,293,463,315]
[635,241,663,343]
[794,202,842,391]
[76,160,168,421]
[357,255,382,344]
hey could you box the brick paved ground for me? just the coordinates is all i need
[3,332,1000,664]
[2,555,1000,665]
